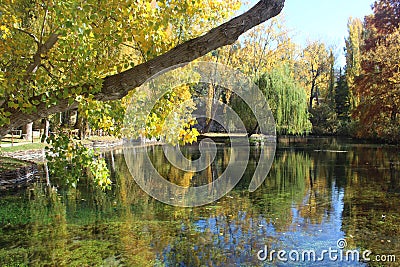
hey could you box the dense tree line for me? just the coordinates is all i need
[298,0,399,142]
[338,0,399,142]
[1,0,399,145]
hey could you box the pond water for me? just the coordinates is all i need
[0,138,399,266]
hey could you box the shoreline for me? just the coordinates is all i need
[1,139,125,163]
[1,135,397,163]
[0,157,38,190]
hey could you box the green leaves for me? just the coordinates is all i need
[0,0,240,136]
[0,109,10,127]
[79,98,125,137]
[45,132,111,190]
[246,65,311,135]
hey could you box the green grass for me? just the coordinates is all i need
[1,135,41,144]
[0,156,32,172]
[0,135,118,153]
[0,143,46,153]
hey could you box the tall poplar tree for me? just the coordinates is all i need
[345,17,363,111]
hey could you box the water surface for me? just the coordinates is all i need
[0,138,399,266]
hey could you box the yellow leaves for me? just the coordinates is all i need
[179,128,187,137]
[0,4,20,32]
[1,0,240,135]
[165,24,172,39]
[173,84,192,102]
[155,124,162,134]
[0,25,10,39]
[120,0,240,59]
[126,82,198,144]
[179,127,200,145]
[22,102,32,108]
[97,174,112,188]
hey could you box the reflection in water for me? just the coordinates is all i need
[0,138,399,266]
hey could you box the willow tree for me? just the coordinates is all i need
[0,0,285,138]
[257,65,311,135]
[232,65,311,135]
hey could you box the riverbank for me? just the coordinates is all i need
[0,137,124,162]
[0,138,124,188]
[0,157,38,190]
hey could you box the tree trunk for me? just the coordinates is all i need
[0,0,285,138]
[247,122,260,137]
[77,114,89,140]
[391,108,397,123]
[41,119,50,142]
[22,122,33,141]
[309,86,314,110]
[204,84,215,133]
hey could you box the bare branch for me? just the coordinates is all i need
[40,64,56,79]
[39,1,49,44]
[16,28,40,44]
[25,33,59,79]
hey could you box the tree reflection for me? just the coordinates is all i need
[340,145,400,266]
[1,139,399,266]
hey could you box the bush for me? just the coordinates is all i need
[309,103,339,135]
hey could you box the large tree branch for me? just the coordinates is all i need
[1,0,285,137]
[25,33,59,77]
[97,0,285,101]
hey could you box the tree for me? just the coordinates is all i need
[309,103,339,135]
[335,70,350,121]
[297,41,330,110]
[232,65,311,135]
[0,0,285,138]
[327,50,336,105]
[78,98,125,137]
[232,16,296,80]
[22,122,33,141]
[345,17,363,111]
[124,83,199,144]
[196,14,297,134]
[363,0,400,51]
[260,65,312,135]
[353,0,400,140]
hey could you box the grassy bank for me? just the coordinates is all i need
[0,157,33,172]
[0,143,46,153]
[0,136,121,154]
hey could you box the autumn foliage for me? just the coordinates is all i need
[352,0,400,141]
